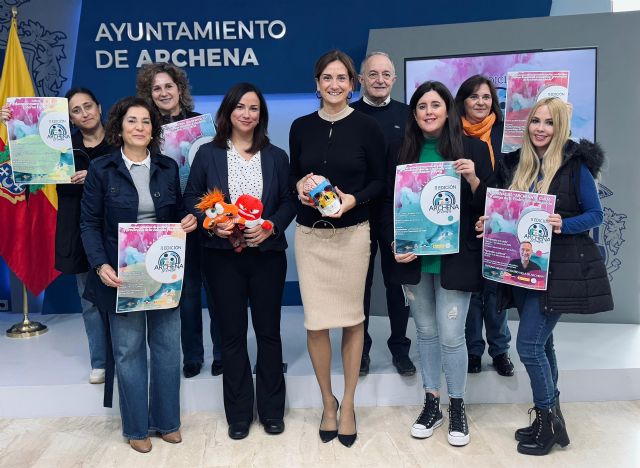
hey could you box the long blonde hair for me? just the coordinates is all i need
[509,98,570,194]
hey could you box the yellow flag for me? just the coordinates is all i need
[0,16,36,143]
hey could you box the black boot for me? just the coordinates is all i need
[517,407,570,456]
[515,392,564,443]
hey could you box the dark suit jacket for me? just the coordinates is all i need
[183,142,296,252]
[80,151,185,313]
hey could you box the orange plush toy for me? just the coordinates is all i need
[195,190,272,252]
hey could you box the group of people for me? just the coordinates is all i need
[0,48,612,457]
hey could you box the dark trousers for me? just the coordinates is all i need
[202,247,286,424]
[465,279,511,358]
[180,232,222,364]
[363,225,411,357]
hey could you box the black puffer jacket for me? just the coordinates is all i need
[497,139,613,315]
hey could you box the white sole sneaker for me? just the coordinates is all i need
[447,431,470,446]
[411,417,443,439]
[89,369,106,384]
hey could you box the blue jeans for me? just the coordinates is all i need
[180,232,222,364]
[405,273,471,398]
[465,279,511,358]
[109,308,181,440]
[76,272,107,370]
[513,287,561,409]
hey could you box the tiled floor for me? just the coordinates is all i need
[1,401,639,467]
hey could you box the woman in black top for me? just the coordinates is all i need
[184,82,295,440]
[454,75,514,377]
[136,62,223,379]
[289,50,385,447]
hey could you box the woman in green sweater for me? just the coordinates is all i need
[383,81,492,446]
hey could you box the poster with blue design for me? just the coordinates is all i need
[160,114,215,193]
[116,223,186,313]
[482,188,556,290]
[5,97,75,184]
[393,161,460,255]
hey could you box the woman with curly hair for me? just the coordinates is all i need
[136,62,223,379]
[80,96,197,453]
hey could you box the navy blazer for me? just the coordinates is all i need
[80,150,185,312]
[183,142,296,252]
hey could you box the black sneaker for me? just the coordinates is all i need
[492,353,514,377]
[359,353,370,377]
[392,355,416,376]
[447,398,470,446]
[411,393,443,438]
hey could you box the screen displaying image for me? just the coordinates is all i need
[405,48,597,143]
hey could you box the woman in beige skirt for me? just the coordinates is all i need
[289,50,386,447]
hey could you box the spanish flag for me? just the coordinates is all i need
[0,15,59,295]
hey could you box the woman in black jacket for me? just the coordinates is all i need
[454,75,513,377]
[60,88,116,384]
[479,97,613,456]
[184,82,295,440]
[382,81,492,447]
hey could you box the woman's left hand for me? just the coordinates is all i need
[70,170,88,184]
[547,213,563,234]
[453,158,480,186]
[243,223,273,247]
[323,187,356,219]
[181,214,198,233]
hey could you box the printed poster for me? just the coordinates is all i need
[502,71,570,153]
[6,97,75,184]
[482,188,556,290]
[393,161,460,255]
[160,114,215,192]
[116,223,186,313]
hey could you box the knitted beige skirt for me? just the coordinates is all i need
[295,221,370,330]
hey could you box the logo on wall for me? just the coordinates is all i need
[593,183,627,281]
[0,0,68,96]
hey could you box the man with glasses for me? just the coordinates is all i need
[352,52,415,377]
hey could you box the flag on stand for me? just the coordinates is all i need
[0,15,59,296]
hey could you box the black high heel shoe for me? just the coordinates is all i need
[319,395,339,443]
[338,406,357,448]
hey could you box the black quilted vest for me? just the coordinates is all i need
[498,142,613,315]
[543,159,613,314]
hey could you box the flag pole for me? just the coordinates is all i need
[6,284,48,338]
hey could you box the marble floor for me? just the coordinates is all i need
[1,401,639,468]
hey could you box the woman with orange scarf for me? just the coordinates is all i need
[454,75,514,378]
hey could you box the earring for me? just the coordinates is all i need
[315,90,321,99]
[347,91,353,100]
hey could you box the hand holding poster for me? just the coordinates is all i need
[502,71,570,153]
[160,114,215,193]
[482,188,556,290]
[394,161,460,255]
[6,97,75,184]
[116,223,186,313]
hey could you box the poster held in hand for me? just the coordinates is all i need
[482,188,556,290]
[116,223,186,313]
[501,71,569,154]
[393,161,460,255]
[6,97,75,184]
[160,114,215,193]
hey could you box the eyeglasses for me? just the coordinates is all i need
[366,71,394,81]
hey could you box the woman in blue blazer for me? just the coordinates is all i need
[80,96,197,453]
[184,82,296,440]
